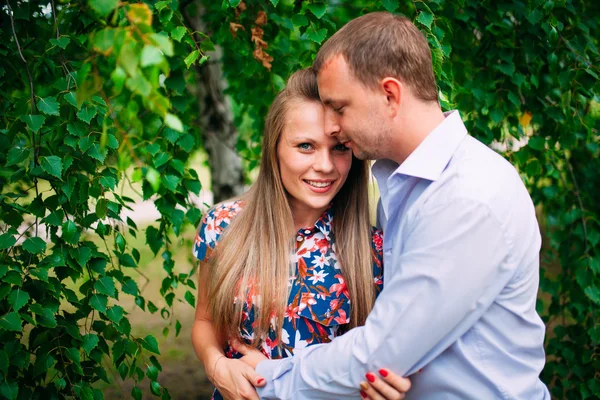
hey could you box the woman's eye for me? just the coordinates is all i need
[298,143,312,150]
[334,106,344,114]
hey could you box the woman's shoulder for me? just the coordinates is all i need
[192,199,246,262]
[203,199,246,225]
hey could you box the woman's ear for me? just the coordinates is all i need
[381,78,402,118]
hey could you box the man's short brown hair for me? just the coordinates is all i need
[313,12,438,102]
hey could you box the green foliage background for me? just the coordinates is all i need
[0,0,599,399]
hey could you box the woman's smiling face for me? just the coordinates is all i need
[277,100,352,226]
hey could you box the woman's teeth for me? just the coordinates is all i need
[305,180,332,188]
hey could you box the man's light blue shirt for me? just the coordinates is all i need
[256,111,550,399]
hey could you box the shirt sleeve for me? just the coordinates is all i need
[256,198,514,399]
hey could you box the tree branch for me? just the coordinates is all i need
[6,0,37,114]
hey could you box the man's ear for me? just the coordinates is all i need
[381,78,402,117]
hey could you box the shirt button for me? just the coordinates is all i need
[304,229,311,235]
[296,236,303,241]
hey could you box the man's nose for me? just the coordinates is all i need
[324,108,341,137]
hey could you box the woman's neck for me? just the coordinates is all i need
[290,203,328,232]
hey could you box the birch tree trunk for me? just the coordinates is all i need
[184,3,246,204]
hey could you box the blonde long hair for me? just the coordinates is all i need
[206,69,377,345]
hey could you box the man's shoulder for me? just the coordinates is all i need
[418,136,534,224]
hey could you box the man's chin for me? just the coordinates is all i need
[352,149,370,160]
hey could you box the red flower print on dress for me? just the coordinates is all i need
[330,274,350,298]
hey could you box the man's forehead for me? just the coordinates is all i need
[317,53,347,77]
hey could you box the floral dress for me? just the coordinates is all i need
[193,200,384,400]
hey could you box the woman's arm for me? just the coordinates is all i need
[191,261,265,400]
[191,261,226,375]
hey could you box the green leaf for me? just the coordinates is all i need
[35,307,57,328]
[77,105,98,124]
[68,121,87,137]
[590,257,600,275]
[7,145,29,166]
[94,199,107,221]
[291,14,309,28]
[65,92,79,109]
[154,152,171,168]
[0,233,16,250]
[94,277,116,298]
[90,0,119,17]
[8,290,29,312]
[106,305,124,323]
[584,285,600,305]
[416,11,434,30]
[307,3,327,19]
[62,220,80,244]
[508,91,520,107]
[88,144,108,163]
[162,175,180,192]
[141,45,165,67]
[132,387,142,400]
[528,137,545,151]
[21,114,45,133]
[50,36,71,49]
[305,23,327,44]
[170,26,186,42]
[0,381,18,400]
[177,134,195,152]
[37,96,60,116]
[99,176,116,190]
[270,0,279,6]
[382,0,399,12]
[22,237,46,254]
[184,290,195,307]
[228,0,242,7]
[0,350,8,375]
[146,226,163,256]
[184,50,200,69]
[125,75,152,97]
[122,279,139,296]
[496,62,515,76]
[164,113,183,133]
[90,294,108,313]
[146,364,159,381]
[82,334,99,355]
[142,335,161,354]
[175,320,182,337]
[40,155,63,179]
[150,381,161,396]
[149,33,174,57]
[0,312,22,332]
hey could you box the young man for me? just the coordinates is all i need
[248,12,550,399]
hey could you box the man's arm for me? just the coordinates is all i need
[256,198,515,399]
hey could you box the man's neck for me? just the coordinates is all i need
[390,102,446,164]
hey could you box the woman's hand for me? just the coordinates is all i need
[359,369,411,400]
[210,356,266,400]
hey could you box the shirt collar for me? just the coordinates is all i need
[373,110,467,182]
[299,205,333,239]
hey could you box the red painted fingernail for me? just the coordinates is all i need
[360,390,367,398]
[366,373,375,383]
[257,378,265,385]
[379,368,388,377]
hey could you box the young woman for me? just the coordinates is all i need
[191,69,409,400]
